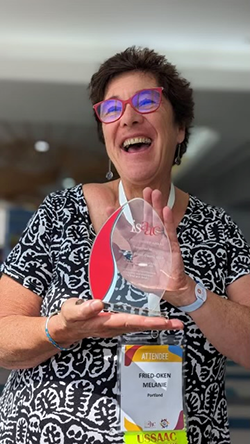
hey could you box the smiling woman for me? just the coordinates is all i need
[95,70,185,188]
[0,46,249,444]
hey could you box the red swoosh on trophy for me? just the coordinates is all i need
[89,208,121,300]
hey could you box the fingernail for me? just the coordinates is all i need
[170,320,184,329]
[90,299,103,309]
[75,299,84,305]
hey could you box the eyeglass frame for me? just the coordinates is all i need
[93,87,164,124]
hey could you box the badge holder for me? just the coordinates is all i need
[117,334,189,444]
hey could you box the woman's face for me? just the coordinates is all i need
[102,71,185,187]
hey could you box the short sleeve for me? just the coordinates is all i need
[224,212,250,286]
[2,194,56,297]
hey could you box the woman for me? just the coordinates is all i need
[0,47,249,444]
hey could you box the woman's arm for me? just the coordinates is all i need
[162,200,250,369]
[184,274,250,369]
[0,275,57,369]
[165,207,250,369]
[0,274,183,370]
[144,187,250,369]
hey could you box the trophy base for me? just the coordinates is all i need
[103,301,169,318]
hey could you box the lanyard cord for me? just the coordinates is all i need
[118,180,175,210]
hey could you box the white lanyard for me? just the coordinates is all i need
[118,180,175,213]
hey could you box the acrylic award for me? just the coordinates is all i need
[89,198,172,317]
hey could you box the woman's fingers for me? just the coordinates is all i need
[60,298,104,323]
[142,187,153,225]
[143,187,164,228]
[151,189,164,222]
[143,187,152,204]
[142,188,187,294]
[58,298,183,341]
[162,206,179,251]
[99,310,183,331]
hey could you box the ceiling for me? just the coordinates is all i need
[0,0,249,237]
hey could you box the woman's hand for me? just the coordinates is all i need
[107,199,182,295]
[107,188,195,308]
[143,187,195,307]
[49,298,184,347]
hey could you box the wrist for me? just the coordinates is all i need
[178,279,207,313]
[45,312,73,351]
[176,277,196,306]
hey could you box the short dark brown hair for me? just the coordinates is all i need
[88,46,194,162]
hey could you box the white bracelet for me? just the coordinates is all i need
[178,281,207,312]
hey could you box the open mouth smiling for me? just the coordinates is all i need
[121,136,152,153]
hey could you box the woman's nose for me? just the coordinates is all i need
[119,103,144,127]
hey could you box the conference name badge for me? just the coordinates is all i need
[118,343,188,444]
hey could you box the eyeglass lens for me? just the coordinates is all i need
[97,88,161,123]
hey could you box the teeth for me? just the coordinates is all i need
[123,137,152,148]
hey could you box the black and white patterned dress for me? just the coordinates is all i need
[0,184,249,444]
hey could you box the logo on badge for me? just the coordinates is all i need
[160,418,169,428]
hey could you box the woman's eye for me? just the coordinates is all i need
[107,106,120,114]
[139,98,155,107]
[102,102,122,116]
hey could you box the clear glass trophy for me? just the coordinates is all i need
[89,198,172,317]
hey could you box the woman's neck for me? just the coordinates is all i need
[116,178,190,228]
[118,177,173,206]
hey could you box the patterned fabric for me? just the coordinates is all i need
[0,184,249,444]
